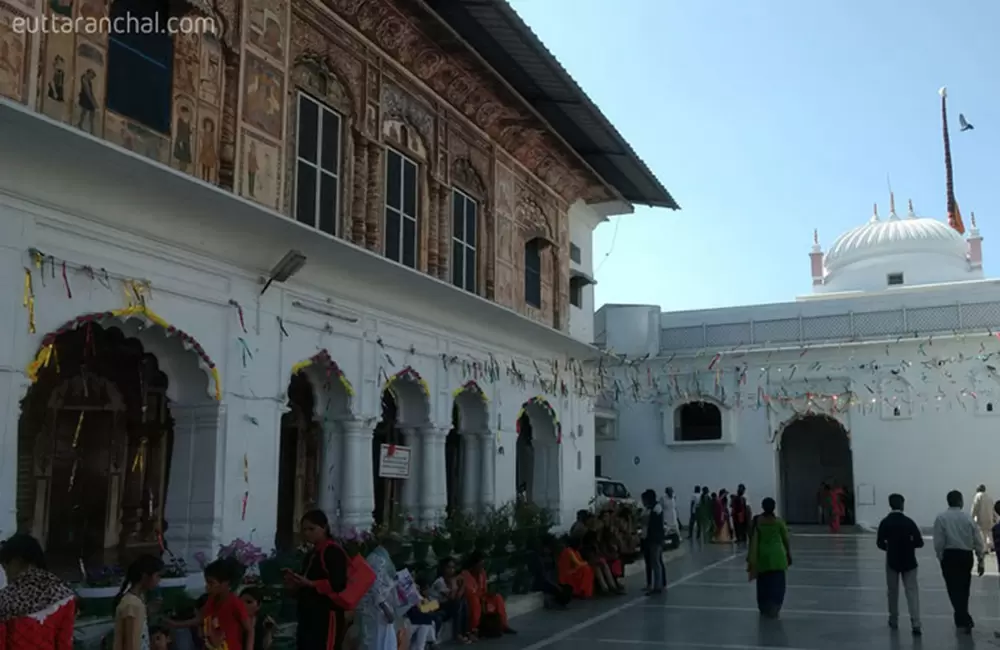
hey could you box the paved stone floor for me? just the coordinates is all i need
[484,529,1000,650]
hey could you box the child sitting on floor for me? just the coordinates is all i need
[404,577,440,650]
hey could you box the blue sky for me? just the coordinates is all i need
[508,0,1000,312]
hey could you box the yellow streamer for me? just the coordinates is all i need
[23,269,35,334]
[71,412,84,448]
[132,437,148,473]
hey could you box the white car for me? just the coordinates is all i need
[594,477,636,510]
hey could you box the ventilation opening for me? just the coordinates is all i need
[892,406,901,417]
[887,273,904,286]
[988,402,994,413]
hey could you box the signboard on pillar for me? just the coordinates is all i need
[379,444,411,479]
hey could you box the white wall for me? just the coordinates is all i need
[568,201,600,344]
[597,334,1000,530]
[817,250,982,294]
[0,193,596,553]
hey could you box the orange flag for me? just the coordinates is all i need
[949,200,966,235]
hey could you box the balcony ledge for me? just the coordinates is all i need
[0,98,600,361]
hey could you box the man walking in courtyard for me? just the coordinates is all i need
[971,484,994,553]
[689,486,700,540]
[877,493,923,636]
[933,490,985,634]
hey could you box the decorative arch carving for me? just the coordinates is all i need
[381,81,433,161]
[292,53,358,118]
[289,349,355,419]
[451,156,487,199]
[516,396,562,444]
[772,412,849,448]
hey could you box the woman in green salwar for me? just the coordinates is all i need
[746,497,791,618]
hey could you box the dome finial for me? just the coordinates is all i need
[871,203,880,222]
[888,191,899,220]
[813,228,819,246]
[971,212,977,229]
[907,199,916,218]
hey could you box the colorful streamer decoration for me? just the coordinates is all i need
[25,305,223,401]
[291,349,355,396]
[515,396,562,444]
[385,365,430,397]
[452,380,489,403]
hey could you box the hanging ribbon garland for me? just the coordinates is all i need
[451,380,489,403]
[25,305,223,401]
[290,349,355,396]
[385,366,430,397]
[242,453,250,521]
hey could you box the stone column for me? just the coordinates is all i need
[478,432,495,514]
[164,402,224,564]
[400,427,421,519]
[351,130,369,245]
[417,425,448,527]
[460,434,479,514]
[0,375,28,538]
[340,419,374,532]
[317,421,340,522]
[365,143,383,252]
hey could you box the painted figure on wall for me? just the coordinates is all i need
[247,139,258,197]
[74,41,103,135]
[243,53,283,139]
[240,132,279,208]
[172,103,194,172]
[0,17,25,101]
[106,112,168,163]
[76,68,97,132]
[198,34,221,106]
[247,0,285,61]
[49,0,72,16]
[175,32,198,96]
[47,54,66,102]
[199,116,218,182]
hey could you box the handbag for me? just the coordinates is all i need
[318,543,377,611]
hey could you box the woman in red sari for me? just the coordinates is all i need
[460,552,515,637]
[829,484,846,533]
[557,539,594,599]
[711,492,733,543]
[0,534,76,650]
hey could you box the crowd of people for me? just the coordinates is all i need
[685,484,753,544]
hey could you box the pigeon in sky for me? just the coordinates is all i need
[959,113,974,131]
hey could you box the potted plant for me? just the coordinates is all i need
[429,527,453,560]
[159,554,188,590]
[409,527,433,564]
[76,564,124,618]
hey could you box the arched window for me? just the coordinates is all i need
[106,0,174,133]
[674,401,723,441]
[524,238,542,308]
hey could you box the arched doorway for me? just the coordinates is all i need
[447,383,489,517]
[277,351,354,544]
[779,415,855,525]
[373,368,430,529]
[275,372,319,550]
[514,397,560,511]
[17,324,176,571]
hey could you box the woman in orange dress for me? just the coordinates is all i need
[557,539,594,598]
[460,551,516,637]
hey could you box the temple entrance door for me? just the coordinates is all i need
[515,415,534,503]
[445,404,461,517]
[276,372,320,550]
[18,325,174,572]
[372,389,403,529]
[779,415,855,525]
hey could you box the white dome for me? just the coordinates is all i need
[824,216,967,273]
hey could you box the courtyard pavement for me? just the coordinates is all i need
[487,528,1000,650]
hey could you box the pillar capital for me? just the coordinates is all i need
[343,419,372,437]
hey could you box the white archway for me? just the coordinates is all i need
[778,414,854,525]
[515,397,561,512]
[447,382,490,515]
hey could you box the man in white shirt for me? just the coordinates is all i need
[662,487,679,537]
[933,490,985,633]
[688,485,701,540]
[971,484,995,553]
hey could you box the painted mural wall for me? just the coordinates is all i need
[0,0,614,333]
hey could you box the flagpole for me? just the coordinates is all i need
[940,86,965,234]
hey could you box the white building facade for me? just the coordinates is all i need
[598,200,1000,529]
[0,0,677,567]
